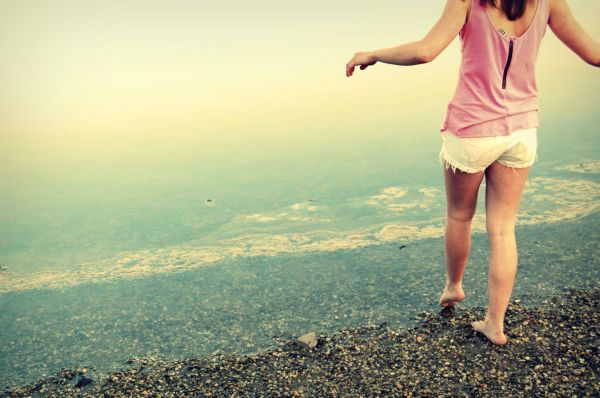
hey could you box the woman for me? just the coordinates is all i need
[346,0,599,345]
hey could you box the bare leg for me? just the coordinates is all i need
[439,166,485,307]
[471,161,530,345]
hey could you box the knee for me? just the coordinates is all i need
[447,208,476,223]
[486,220,515,238]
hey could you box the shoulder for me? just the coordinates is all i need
[444,0,472,23]
[447,0,472,12]
[548,0,574,26]
[548,0,566,18]
[448,0,473,25]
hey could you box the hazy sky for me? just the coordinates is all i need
[1,0,599,141]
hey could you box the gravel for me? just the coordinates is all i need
[3,288,598,397]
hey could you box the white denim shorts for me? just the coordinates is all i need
[439,127,538,173]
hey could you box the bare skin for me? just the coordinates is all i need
[438,277,465,308]
[439,162,529,345]
[439,167,484,308]
[476,162,531,345]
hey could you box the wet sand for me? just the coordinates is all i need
[3,288,598,397]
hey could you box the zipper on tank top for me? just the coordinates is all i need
[502,39,514,89]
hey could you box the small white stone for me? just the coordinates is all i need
[297,332,318,349]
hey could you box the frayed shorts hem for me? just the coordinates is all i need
[439,152,481,174]
[439,151,538,174]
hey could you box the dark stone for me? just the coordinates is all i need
[440,306,455,318]
[75,375,94,388]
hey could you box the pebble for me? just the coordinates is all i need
[296,332,318,349]
[74,375,93,388]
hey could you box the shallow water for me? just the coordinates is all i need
[1,212,599,388]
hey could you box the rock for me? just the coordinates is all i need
[296,332,318,349]
[74,375,93,388]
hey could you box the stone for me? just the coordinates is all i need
[74,375,93,388]
[296,332,318,349]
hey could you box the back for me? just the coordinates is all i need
[441,0,551,137]
[484,0,540,38]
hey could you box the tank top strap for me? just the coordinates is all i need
[525,0,550,43]
[534,0,551,30]
[471,0,487,18]
[460,0,486,39]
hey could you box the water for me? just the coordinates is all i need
[1,112,599,388]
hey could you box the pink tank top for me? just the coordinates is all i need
[440,0,550,137]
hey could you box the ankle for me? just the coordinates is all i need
[445,280,463,290]
[484,315,505,331]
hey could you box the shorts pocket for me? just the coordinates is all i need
[499,131,538,167]
[462,137,500,166]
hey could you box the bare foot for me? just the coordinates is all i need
[438,283,465,308]
[471,320,508,345]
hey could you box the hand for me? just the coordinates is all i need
[346,51,377,77]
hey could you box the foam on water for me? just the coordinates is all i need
[1,162,598,294]
[555,161,600,174]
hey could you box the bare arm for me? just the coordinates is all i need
[549,0,600,67]
[346,0,469,77]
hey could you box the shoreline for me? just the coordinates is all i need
[3,287,598,397]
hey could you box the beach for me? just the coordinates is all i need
[1,209,599,396]
[2,1,600,396]
[2,287,598,397]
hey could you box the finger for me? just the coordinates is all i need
[346,63,354,77]
[360,64,368,70]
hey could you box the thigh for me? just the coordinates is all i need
[484,161,531,233]
[444,166,485,221]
